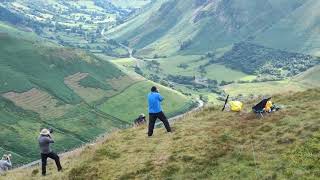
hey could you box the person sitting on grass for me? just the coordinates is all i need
[264,97,281,113]
[147,86,172,137]
[0,154,12,174]
[38,128,62,176]
[134,113,146,126]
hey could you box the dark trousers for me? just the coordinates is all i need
[148,111,171,136]
[41,152,62,175]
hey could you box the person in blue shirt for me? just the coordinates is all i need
[147,86,171,136]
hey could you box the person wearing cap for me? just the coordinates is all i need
[38,128,62,176]
[147,86,172,136]
[134,113,146,126]
[0,154,12,174]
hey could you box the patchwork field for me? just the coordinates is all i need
[64,72,109,103]
[2,88,71,119]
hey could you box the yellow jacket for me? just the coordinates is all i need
[265,101,273,112]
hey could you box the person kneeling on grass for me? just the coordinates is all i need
[0,154,12,174]
[134,113,146,126]
[147,86,172,137]
[38,128,62,176]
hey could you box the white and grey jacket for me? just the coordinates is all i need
[0,159,12,174]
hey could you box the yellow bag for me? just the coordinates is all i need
[229,101,243,112]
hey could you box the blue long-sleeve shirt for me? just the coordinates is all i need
[148,92,164,113]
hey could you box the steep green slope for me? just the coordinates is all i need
[254,0,320,56]
[99,80,195,121]
[0,33,122,104]
[108,0,310,56]
[4,89,320,179]
[294,65,320,87]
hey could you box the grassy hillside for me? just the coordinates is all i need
[223,80,310,97]
[99,80,195,121]
[254,0,320,56]
[294,65,320,87]
[108,0,312,56]
[0,33,122,104]
[4,89,320,179]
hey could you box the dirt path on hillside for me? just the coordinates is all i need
[118,43,145,69]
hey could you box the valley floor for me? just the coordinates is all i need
[2,89,320,179]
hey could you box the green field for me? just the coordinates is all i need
[205,64,255,82]
[139,55,256,82]
[99,80,194,122]
[223,80,310,97]
[295,65,320,87]
[156,55,203,75]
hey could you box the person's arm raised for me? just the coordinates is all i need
[5,159,12,169]
[47,136,55,143]
[158,93,164,101]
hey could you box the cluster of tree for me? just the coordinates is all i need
[177,63,189,69]
[101,46,129,58]
[93,0,132,19]
[148,74,161,82]
[0,6,24,25]
[179,39,192,50]
[219,80,234,86]
[207,79,218,88]
[166,75,195,85]
[153,54,167,59]
[217,42,319,79]
[199,52,215,61]
[146,60,161,73]
[198,65,207,75]
[134,66,143,76]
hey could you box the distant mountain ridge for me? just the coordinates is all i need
[108,0,319,57]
